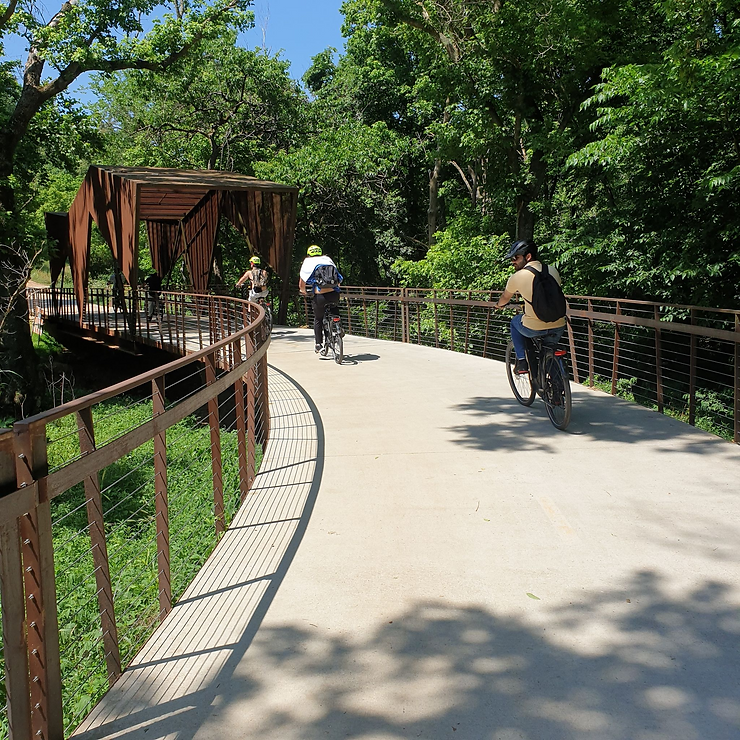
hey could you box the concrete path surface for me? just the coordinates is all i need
[74,328,740,740]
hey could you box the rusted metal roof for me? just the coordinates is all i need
[47,165,299,325]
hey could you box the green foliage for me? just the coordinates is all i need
[553,0,740,306]
[256,120,419,284]
[393,214,510,289]
[91,35,305,172]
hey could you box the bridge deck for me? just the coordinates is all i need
[73,328,740,740]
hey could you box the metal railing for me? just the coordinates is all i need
[300,287,740,444]
[1,289,270,738]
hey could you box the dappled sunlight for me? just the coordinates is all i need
[75,572,740,740]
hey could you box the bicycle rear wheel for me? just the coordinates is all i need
[505,341,535,406]
[264,303,272,332]
[333,325,344,364]
[543,355,572,430]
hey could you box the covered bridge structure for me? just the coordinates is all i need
[45,165,298,324]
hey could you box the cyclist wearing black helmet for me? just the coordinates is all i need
[494,239,566,373]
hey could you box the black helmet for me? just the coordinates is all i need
[505,239,535,261]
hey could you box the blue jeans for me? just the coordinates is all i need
[510,313,565,359]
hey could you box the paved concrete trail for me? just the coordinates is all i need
[75,328,740,740]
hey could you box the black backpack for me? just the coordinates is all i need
[312,263,340,289]
[524,264,567,322]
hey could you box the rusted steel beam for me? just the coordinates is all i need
[361,287,368,336]
[655,306,664,413]
[464,291,472,353]
[433,290,439,348]
[568,318,580,384]
[259,354,270,449]
[77,407,122,684]
[448,294,454,351]
[611,301,621,395]
[689,309,697,426]
[0,430,32,740]
[233,338,249,504]
[587,299,595,387]
[152,376,171,620]
[246,338,257,491]
[735,315,739,444]
[205,353,225,537]
[13,425,63,740]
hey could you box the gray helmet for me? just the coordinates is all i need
[505,239,535,261]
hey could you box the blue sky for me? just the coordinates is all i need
[242,0,346,80]
[1,0,347,97]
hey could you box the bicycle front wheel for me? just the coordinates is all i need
[265,305,272,333]
[543,356,572,430]
[505,341,535,406]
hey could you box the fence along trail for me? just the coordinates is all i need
[0,285,738,738]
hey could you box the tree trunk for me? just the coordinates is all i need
[428,156,443,246]
[0,131,45,419]
[0,242,44,420]
[428,102,451,246]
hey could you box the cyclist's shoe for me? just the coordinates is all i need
[514,358,529,374]
[319,344,329,356]
[314,344,322,353]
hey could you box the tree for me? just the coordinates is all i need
[559,0,740,306]
[358,0,666,241]
[91,36,306,172]
[0,0,253,417]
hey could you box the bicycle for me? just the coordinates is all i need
[505,335,572,430]
[238,285,272,332]
[320,303,344,364]
[256,295,272,333]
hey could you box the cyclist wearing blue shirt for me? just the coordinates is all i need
[299,244,343,353]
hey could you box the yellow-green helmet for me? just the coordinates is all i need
[307,244,322,257]
[250,255,261,265]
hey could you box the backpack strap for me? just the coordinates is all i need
[521,263,546,304]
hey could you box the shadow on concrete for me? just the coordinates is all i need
[73,570,740,739]
[449,388,735,457]
[341,353,381,365]
[72,364,326,739]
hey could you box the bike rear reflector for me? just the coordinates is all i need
[555,350,567,357]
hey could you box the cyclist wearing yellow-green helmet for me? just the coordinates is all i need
[299,243,343,353]
[236,254,269,302]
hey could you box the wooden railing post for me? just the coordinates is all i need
[734,314,739,444]
[655,305,664,413]
[259,353,270,448]
[152,376,171,619]
[245,335,257,491]
[434,290,440,348]
[448,292,454,351]
[464,291,471,353]
[361,287,368,336]
[611,301,621,395]
[233,338,249,504]
[587,299,595,387]
[77,408,122,683]
[689,308,697,426]
[0,431,32,740]
[205,353,225,536]
[567,316,580,384]
[13,423,63,740]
